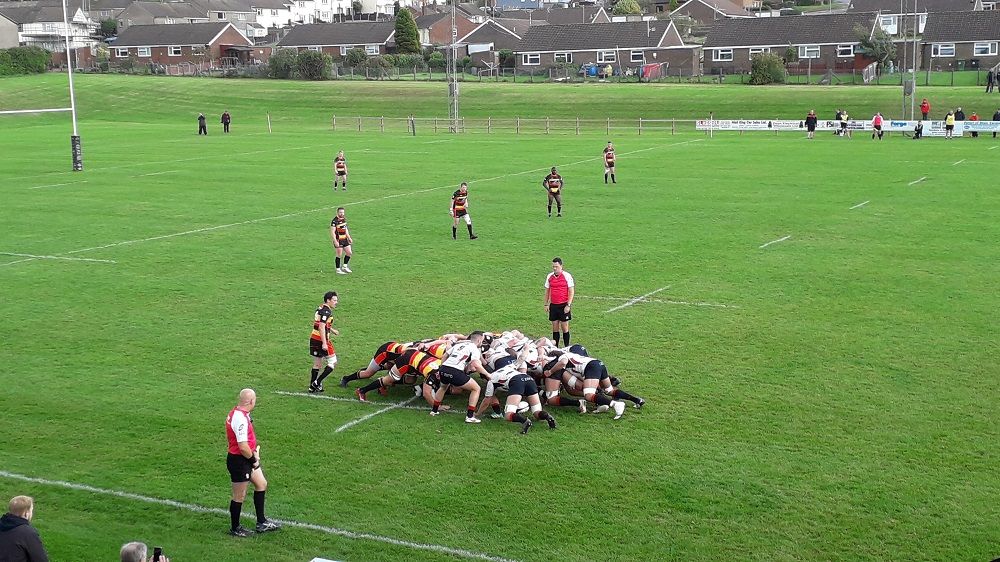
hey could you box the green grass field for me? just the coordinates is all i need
[1,75,999,562]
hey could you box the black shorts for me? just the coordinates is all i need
[227,453,253,483]
[309,340,332,358]
[840,122,848,130]
[507,374,537,397]
[806,124,816,132]
[873,125,882,131]
[945,124,954,131]
[334,239,351,248]
[453,210,467,218]
[492,355,516,371]
[583,360,608,380]
[336,170,347,176]
[437,365,471,387]
[549,302,571,322]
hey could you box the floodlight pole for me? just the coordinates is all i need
[61,0,82,171]
[447,0,459,133]
[910,0,918,120]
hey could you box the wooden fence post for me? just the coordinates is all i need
[380,116,384,132]
[576,117,580,135]
[357,117,361,132]
[516,116,520,134]
[332,115,336,131]
[638,117,642,135]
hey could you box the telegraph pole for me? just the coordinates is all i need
[447,0,460,132]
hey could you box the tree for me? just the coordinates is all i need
[854,23,895,69]
[669,0,679,10]
[394,9,420,54]
[748,52,785,85]
[99,18,117,38]
[612,0,642,15]
[268,47,297,78]
[345,47,367,67]
[295,50,332,80]
[351,0,362,18]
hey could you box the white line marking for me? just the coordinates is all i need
[275,390,454,412]
[359,149,431,154]
[989,145,998,150]
[422,139,453,144]
[27,181,88,190]
[0,252,116,264]
[952,159,965,166]
[605,286,669,313]
[335,395,420,433]
[0,470,517,562]
[575,295,734,309]
[759,235,791,249]
[134,170,179,177]
[908,176,927,186]
[849,200,870,210]
[4,140,702,268]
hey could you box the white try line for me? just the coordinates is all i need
[575,294,735,309]
[275,390,461,414]
[134,170,179,177]
[27,181,88,190]
[0,252,116,264]
[759,235,791,249]
[0,470,517,562]
[908,176,927,186]
[335,395,420,433]
[849,200,870,210]
[952,159,966,166]
[3,139,702,268]
[989,145,998,150]
[605,286,669,313]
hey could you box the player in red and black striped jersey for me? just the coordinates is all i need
[333,150,348,190]
[542,167,564,218]
[308,291,340,393]
[355,347,441,402]
[329,207,353,275]
[451,182,478,240]
[339,341,408,388]
[603,141,616,184]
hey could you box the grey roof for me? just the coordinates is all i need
[922,10,1000,42]
[457,2,486,17]
[0,4,77,23]
[704,12,877,46]
[517,20,678,51]
[89,0,135,11]
[414,12,449,27]
[113,21,241,45]
[672,0,753,17]
[461,19,521,48]
[190,0,254,13]
[847,0,976,12]
[250,0,291,8]
[129,1,208,19]
[491,16,539,35]
[538,6,606,24]
[275,21,395,46]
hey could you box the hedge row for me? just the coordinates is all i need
[0,46,51,76]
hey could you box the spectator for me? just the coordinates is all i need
[120,541,170,562]
[0,496,49,562]
[992,108,1000,138]
[221,110,232,133]
[197,113,207,136]
[969,111,980,138]
[871,112,884,140]
[987,69,995,93]
[944,111,955,139]
[834,109,843,135]
[604,64,613,79]
[912,120,923,140]
[955,107,966,121]
[805,109,818,139]
[920,98,930,120]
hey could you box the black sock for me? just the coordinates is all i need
[563,331,570,345]
[491,403,503,415]
[557,203,562,213]
[316,366,333,384]
[335,257,341,268]
[612,388,640,404]
[506,412,526,423]
[594,393,612,407]
[553,331,560,345]
[230,500,242,531]
[344,255,350,265]
[467,406,476,418]
[547,203,552,214]
[536,410,553,421]
[556,395,581,407]
[253,490,266,524]
[359,379,382,394]
[611,173,616,183]
[343,371,360,383]
[310,368,319,385]
[452,227,457,239]
[467,224,474,238]
[604,173,608,183]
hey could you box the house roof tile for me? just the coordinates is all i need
[113,21,242,45]
[922,10,1000,42]
[704,11,877,47]
[275,21,395,46]
[516,20,678,51]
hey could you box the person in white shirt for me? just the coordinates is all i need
[429,331,491,422]
[546,352,643,419]
[475,350,557,434]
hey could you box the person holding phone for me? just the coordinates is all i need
[120,542,169,562]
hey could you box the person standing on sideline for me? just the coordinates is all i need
[833,109,843,135]
[309,291,339,392]
[912,120,923,140]
[120,542,170,562]
[840,109,851,138]
[986,69,995,93]
[450,182,477,240]
[332,150,348,191]
[805,110,818,139]
[221,110,232,133]
[968,112,980,138]
[944,110,955,139]
[920,98,930,120]
[955,107,966,122]
[330,207,353,275]
[544,257,574,347]
[992,108,1000,138]
[603,141,616,184]
[0,496,48,562]
[871,112,884,140]
[225,388,281,537]
[198,113,207,135]
[542,167,563,218]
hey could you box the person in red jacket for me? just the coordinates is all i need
[968,112,980,138]
[920,98,930,120]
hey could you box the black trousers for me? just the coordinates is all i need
[223,122,230,133]
[198,124,207,135]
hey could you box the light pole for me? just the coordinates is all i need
[61,0,82,171]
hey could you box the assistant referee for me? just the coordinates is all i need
[225,388,281,537]
[543,256,575,347]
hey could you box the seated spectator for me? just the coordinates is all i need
[120,541,170,562]
[0,495,49,562]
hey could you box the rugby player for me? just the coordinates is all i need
[603,141,616,184]
[450,183,478,240]
[329,207,353,274]
[308,291,339,393]
[542,167,563,217]
[333,150,348,190]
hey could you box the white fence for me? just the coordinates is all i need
[696,118,1000,137]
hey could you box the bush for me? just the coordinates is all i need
[427,51,446,69]
[0,46,50,75]
[749,52,785,85]
[268,48,297,78]
[393,9,420,54]
[296,50,332,80]
[498,49,515,68]
[460,56,471,70]
[393,53,422,68]
[364,54,393,78]
[345,47,367,67]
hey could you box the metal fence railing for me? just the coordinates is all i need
[324,115,697,136]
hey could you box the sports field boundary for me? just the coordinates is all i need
[0,470,519,562]
[575,294,735,309]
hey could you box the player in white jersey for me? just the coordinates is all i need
[430,331,491,422]
[546,352,641,419]
[475,351,556,434]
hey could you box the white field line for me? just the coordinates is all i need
[575,294,735,309]
[27,181,88,190]
[605,286,669,313]
[274,390,461,414]
[989,145,998,150]
[134,170,179,177]
[0,470,517,562]
[335,395,420,433]
[4,139,701,267]
[849,200,870,210]
[908,176,927,186]
[422,139,453,144]
[359,149,431,154]
[759,235,791,249]
[0,252,115,264]
[952,159,966,166]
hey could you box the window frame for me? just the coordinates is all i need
[168,45,182,56]
[115,47,129,57]
[836,44,854,58]
[307,46,321,52]
[630,49,644,63]
[748,47,770,59]
[596,50,616,63]
[712,48,733,62]
[797,44,820,59]
[931,42,955,57]
[554,52,573,63]
[521,52,540,65]
[136,46,150,57]
[973,41,998,56]
[364,44,379,55]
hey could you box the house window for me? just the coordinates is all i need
[137,46,150,57]
[308,46,320,51]
[748,47,770,58]
[798,45,820,59]
[340,45,349,55]
[115,47,129,57]
[365,44,378,55]
[554,52,572,63]
[237,12,247,19]
[630,50,644,63]
[271,9,278,15]
[918,13,927,32]
[100,10,110,16]
[836,44,854,57]
[596,50,616,63]
[712,48,733,62]
[521,52,540,65]
[982,1,995,7]
[879,15,896,32]
[321,11,329,18]
[168,46,182,56]
[217,11,225,18]
[931,43,955,57]
[973,42,998,56]
[256,8,262,14]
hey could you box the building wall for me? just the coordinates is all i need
[704,44,857,74]
[515,47,682,71]
[289,43,388,60]
[0,16,17,48]
[921,41,1000,71]
[426,17,476,45]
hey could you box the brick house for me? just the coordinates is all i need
[109,21,255,65]
[0,11,17,48]
[415,11,476,46]
[116,2,210,32]
[847,0,984,37]
[921,10,1000,71]
[703,12,878,74]
[274,21,395,59]
[459,18,521,66]
[664,0,754,25]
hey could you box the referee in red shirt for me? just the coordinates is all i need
[225,388,281,537]
[544,257,575,346]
